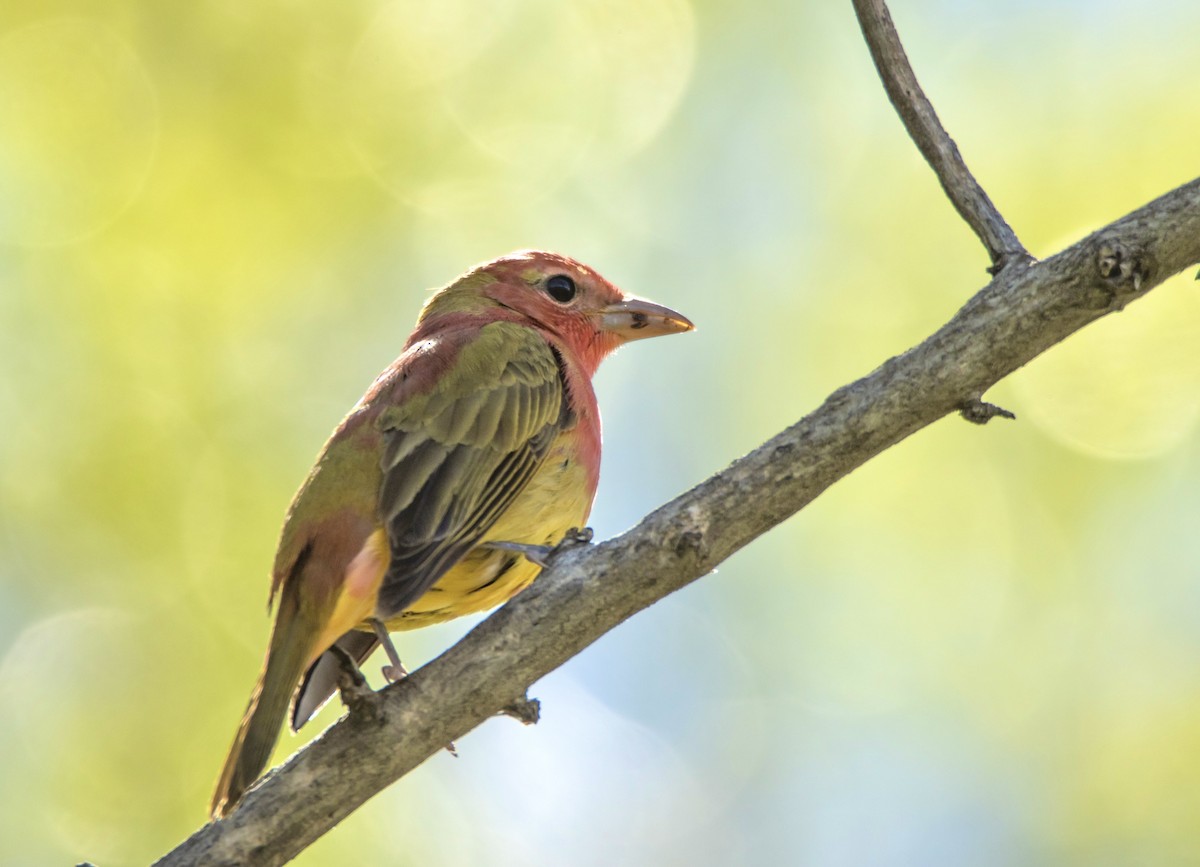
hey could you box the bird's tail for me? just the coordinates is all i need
[210,597,314,819]
[291,629,380,731]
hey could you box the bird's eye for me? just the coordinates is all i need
[545,274,577,304]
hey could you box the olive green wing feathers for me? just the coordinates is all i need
[374,322,569,618]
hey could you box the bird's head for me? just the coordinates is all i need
[417,250,693,375]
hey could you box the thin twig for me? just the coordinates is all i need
[959,398,1017,425]
[852,0,1028,272]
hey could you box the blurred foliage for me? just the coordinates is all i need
[0,0,1198,864]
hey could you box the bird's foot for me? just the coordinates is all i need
[563,526,595,546]
[370,618,456,754]
[483,526,594,569]
[329,642,383,723]
[370,618,409,683]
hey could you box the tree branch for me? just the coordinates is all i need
[153,4,1200,862]
[852,0,1028,271]
[156,173,1200,867]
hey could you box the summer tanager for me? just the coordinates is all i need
[209,250,693,817]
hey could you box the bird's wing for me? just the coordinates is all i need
[374,321,568,618]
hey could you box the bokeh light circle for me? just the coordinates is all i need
[342,0,695,214]
[0,18,158,246]
[1013,272,1200,460]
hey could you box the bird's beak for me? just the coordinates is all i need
[596,297,694,342]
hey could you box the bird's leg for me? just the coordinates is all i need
[369,618,408,682]
[483,526,594,568]
[370,618,457,756]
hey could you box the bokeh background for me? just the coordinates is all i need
[1,0,1198,864]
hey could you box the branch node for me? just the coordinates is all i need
[674,529,706,560]
[987,250,1036,277]
[1097,239,1150,300]
[959,398,1016,425]
[499,694,541,726]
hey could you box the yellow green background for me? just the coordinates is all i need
[1,0,1198,864]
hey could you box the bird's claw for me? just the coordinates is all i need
[371,618,409,683]
[381,662,408,683]
[564,526,594,545]
[329,643,383,722]
[369,618,453,753]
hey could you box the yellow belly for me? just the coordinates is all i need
[383,431,593,630]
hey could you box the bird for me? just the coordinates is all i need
[209,250,693,818]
